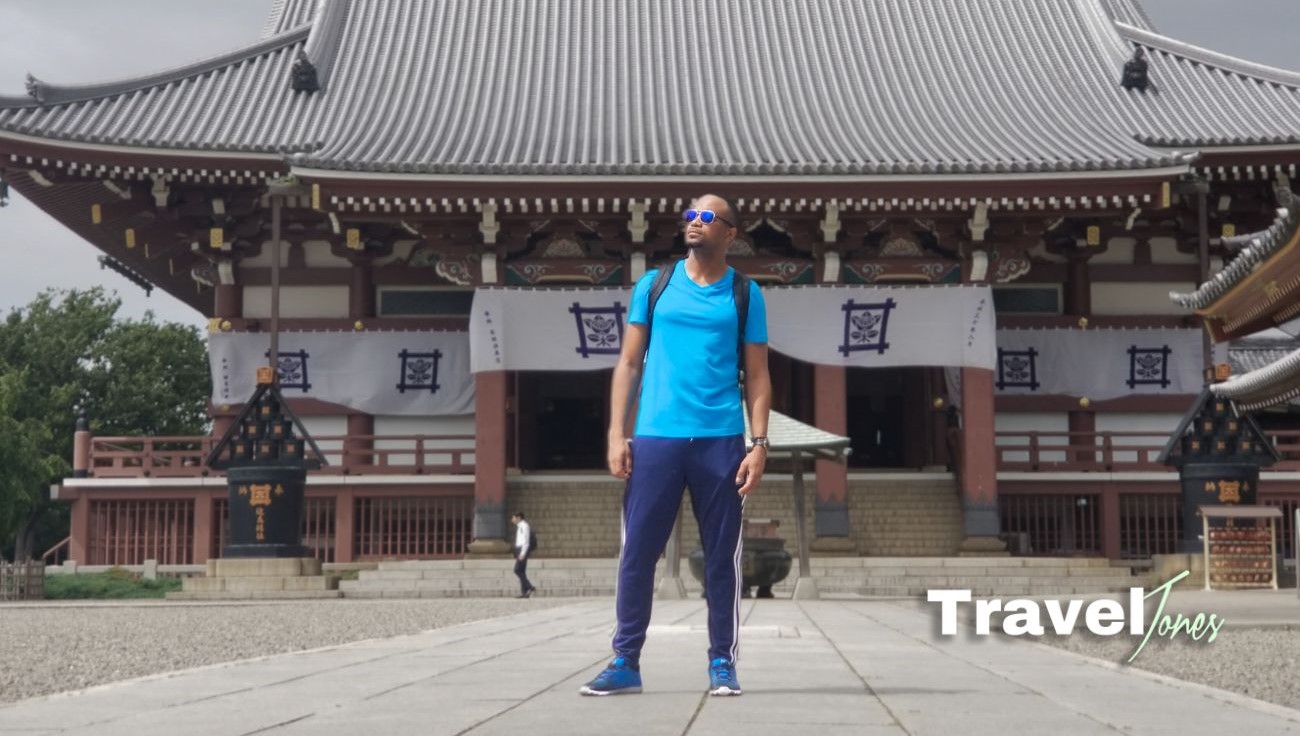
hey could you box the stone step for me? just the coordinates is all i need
[167,590,342,600]
[342,555,1148,600]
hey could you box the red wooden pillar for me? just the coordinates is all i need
[959,367,1006,554]
[346,262,376,470]
[211,413,235,439]
[812,364,855,553]
[345,413,374,470]
[349,261,375,321]
[1069,410,1097,466]
[468,370,511,555]
[193,492,214,563]
[214,284,242,321]
[1100,482,1122,560]
[1065,253,1096,465]
[68,493,90,564]
[335,489,355,563]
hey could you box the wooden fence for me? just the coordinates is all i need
[0,561,45,601]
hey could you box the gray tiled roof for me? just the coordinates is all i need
[1118,24,1300,147]
[745,410,850,457]
[1214,344,1300,410]
[1,1,1297,176]
[1230,341,1300,375]
[1170,188,1299,310]
[261,0,318,38]
[1099,0,1156,31]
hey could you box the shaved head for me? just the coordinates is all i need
[693,193,741,231]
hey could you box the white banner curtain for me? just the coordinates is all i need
[209,331,475,416]
[992,327,1203,400]
[471,287,634,372]
[470,284,996,372]
[762,284,996,370]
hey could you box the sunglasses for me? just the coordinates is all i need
[682,209,735,228]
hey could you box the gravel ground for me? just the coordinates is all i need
[1036,626,1300,712]
[0,598,574,704]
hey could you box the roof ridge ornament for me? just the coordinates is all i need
[1121,47,1150,92]
[24,73,44,103]
[290,49,319,93]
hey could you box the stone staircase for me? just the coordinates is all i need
[505,473,967,559]
[339,557,1152,599]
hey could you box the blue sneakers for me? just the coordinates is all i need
[708,658,742,696]
[578,656,642,696]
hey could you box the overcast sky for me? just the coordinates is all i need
[0,1,1297,330]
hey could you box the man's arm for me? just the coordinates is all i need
[607,323,647,479]
[736,342,771,495]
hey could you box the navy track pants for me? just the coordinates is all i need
[613,435,746,664]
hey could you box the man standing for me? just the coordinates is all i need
[511,511,536,599]
[580,194,771,697]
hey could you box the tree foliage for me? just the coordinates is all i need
[0,288,209,559]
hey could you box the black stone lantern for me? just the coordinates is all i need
[1159,388,1279,552]
[205,367,325,558]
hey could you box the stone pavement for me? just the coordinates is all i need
[1,598,1298,736]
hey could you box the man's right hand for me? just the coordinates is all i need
[608,435,632,480]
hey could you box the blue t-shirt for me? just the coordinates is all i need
[628,261,768,438]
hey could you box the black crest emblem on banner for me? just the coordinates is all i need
[263,349,312,392]
[396,349,443,394]
[996,348,1040,390]
[839,298,896,356]
[1127,345,1172,389]
[572,302,626,358]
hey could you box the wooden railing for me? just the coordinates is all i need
[41,536,70,566]
[1001,486,1300,560]
[89,435,476,478]
[996,430,1300,472]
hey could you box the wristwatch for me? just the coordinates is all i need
[750,436,770,450]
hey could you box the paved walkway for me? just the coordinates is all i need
[1,599,1298,735]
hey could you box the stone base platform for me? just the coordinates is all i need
[167,557,341,601]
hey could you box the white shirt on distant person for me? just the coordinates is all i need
[515,520,531,558]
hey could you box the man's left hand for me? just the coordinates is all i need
[735,446,767,496]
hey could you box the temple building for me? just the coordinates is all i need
[3,0,1300,567]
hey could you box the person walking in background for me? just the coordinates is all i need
[580,193,771,697]
[512,512,536,599]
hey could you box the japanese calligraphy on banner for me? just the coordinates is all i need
[470,283,996,372]
[994,328,1203,399]
[209,331,475,415]
[471,287,632,372]
[761,284,996,370]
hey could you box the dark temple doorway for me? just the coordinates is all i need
[845,367,942,470]
[512,371,609,471]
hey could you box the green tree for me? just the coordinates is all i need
[0,288,209,560]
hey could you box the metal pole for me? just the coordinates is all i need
[793,450,810,579]
[269,194,282,385]
[791,449,819,599]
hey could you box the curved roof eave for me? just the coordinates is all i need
[288,163,1194,184]
[1116,23,1300,89]
[0,24,311,110]
[1170,188,1299,309]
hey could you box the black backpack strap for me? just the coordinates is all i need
[644,260,677,349]
[733,270,751,386]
